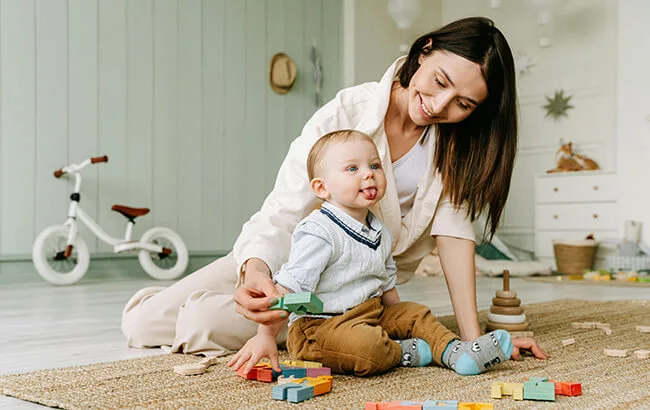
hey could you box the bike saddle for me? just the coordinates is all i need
[111,205,150,221]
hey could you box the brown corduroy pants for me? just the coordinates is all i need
[286,297,458,376]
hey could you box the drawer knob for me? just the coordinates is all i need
[553,214,559,220]
[593,185,599,191]
[593,214,599,219]
[553,187,558,192]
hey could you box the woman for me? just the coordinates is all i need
[122,17,547,360]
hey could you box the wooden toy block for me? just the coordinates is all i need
[272,382,305,401]
[458,403,494,410]
[287,383,315,403]
[633,349,650,359]
[554,382,582,396]
[422,400,459,409]
[272,292,323,314]
[277,375,297,385]
[501,382,524,400]
[387,401,424,409]
[595,323,610,329]
[603,348,628,357]
[561,338,576,347]
[256,367,275,382]
[636,325,650,333]
[236,366,258,380]
[173,356,218,376]
[306,367,331,377]
[281,359,322,368]
[523,381,555,401]
[279,365,307,378]
[524,377,548,382]
[490,382,502,399]
[295,375,333,396]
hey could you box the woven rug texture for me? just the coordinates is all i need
[1,299,649,409]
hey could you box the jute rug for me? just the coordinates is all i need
[1,300,649,409]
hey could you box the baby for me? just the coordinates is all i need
[228,129,512,376]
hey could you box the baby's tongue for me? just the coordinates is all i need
[361,188,377,199]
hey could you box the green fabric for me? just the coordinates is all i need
[475,243,511,260]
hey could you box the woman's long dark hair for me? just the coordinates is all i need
[398,17,517,239]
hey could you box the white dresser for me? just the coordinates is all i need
[534,171,618,270]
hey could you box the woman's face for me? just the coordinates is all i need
[408,50,488,125]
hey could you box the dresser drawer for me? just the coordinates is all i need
[536,203,618,231]
[535,230,619,258]
[536,173,617,203]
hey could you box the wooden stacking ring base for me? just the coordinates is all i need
[492,297,521,307]
[486,321,529,331]
[490,305,524,315]
[496,290,517,298]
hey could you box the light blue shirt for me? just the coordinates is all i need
[273,201,397,324]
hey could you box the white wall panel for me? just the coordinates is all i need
[0,0,342,258]
[0,0,36,255]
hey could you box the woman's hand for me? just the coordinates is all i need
[234,258,287,326]
[511,337,550,360]
[226,332,281,374]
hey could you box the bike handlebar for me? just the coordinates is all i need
[53,155,109,178]
[91,155,109,164]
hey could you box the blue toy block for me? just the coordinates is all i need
[523,381,555,401]
[423,399,459,409]
[279,365,307,378]
[272,383,305,401]
[526,377,549,383]
[287,383,315,403]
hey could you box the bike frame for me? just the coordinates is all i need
[61,161,163,254]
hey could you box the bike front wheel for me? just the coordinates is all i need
[138,227,188,280]
[32,225,90,285]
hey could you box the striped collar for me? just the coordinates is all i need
[319,202,382,250]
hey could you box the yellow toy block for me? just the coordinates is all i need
[458,403,494,410]
[510,383,524,400]
[280,360,322,368]
[490,382,503,399]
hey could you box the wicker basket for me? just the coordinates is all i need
[552,239,599,275]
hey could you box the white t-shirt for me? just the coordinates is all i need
[391,127,432,217]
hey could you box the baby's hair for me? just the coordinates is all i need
[306,129,374,180]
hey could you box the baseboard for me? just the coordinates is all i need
[0,252,227,286]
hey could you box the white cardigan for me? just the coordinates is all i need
[233,57,475,284]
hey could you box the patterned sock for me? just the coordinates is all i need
[397,338,432,367]
[441,330,513,376]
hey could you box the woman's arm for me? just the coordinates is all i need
[435,235,481,340]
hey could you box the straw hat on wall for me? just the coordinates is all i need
[269,52,297,94]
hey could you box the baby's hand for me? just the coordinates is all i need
[226,333,280,375]
[511,337,550,360]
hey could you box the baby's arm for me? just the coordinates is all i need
[381,287,401,306]
[229,221,332,374]
[227,282,290,374]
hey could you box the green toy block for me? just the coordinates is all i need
[269,292,323,314]
[523,381,555,401]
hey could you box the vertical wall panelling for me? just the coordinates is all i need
[68,0,99,252]
[283,0,304,149]
[321,0,341,108]
[98,0,127,252]
[244,0,267,228]
[0,1,343,258]
[265,0,287,189]
[152,0,179,233]
[177,0,202,250]
[34,0,68,242]
[302,0,322,124]
[0,0,36,255]
[200,0,225,251]
[126,0,154,240]
[222,0,246,244]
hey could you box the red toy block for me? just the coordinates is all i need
[236,366,257,380]
[557,382,582,396]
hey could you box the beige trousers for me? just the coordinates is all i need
[121,252,287,357]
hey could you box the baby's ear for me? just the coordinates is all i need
[310,178,329,200]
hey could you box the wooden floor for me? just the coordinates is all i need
[2,262,649,409]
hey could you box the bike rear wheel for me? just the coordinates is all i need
[138,227,188,280]
[32,225,90,285]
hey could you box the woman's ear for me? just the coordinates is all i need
[310,178,329,200]
[418,38,433,64]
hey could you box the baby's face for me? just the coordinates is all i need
[318,137,387,213]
